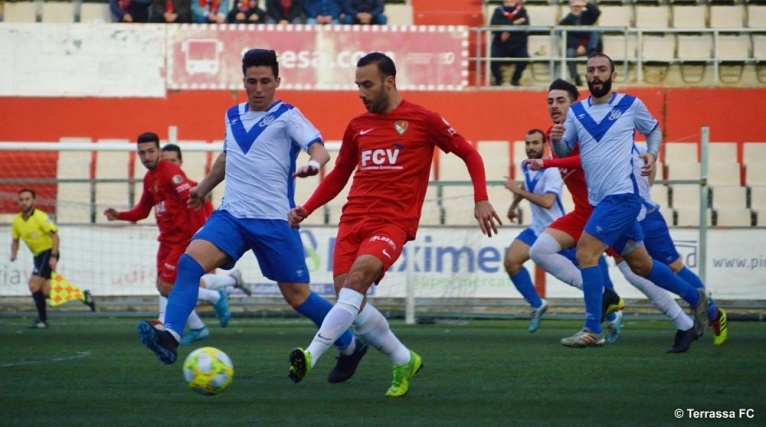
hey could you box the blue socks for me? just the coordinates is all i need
[510,267,543,309]
[581,266,603,333]
[598,255,615,290]
[165,254,204,335]
[645,260,700,307]
[296,292,354,351]
[677,266,718,320]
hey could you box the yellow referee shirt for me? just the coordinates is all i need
[11,210,58,256]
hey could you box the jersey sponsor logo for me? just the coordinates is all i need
[609,109,623,121]
[259,114,276,127]
[359,128,374,135]
[360,147,403,170]
[172,174,184,185]
[394,120,408,135]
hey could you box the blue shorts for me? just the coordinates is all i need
[584,193,644,254]
[641,209,680,265]
[517,227,578,264]
[515,227,538,247]
[193,210,310,283]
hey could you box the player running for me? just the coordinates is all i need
[287,52,501,397]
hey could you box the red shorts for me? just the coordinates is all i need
[156,242,186,285]
[548,206,592,242]
[333,219,408,284]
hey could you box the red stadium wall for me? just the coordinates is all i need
[0,88,762,145]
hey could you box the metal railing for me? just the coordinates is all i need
[472,25,766,86]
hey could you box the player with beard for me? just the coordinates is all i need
[287,52,502,397]
[549,53,709,347]
[502,129,570,332]
[528,80,706,352]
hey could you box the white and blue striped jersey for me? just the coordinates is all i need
[560,93,659,205]
[523,162,566,235]
[221,101,323,220]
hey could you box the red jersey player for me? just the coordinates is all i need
[103,132,230,339]
[287,52,501,397]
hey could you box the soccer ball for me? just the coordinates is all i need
[182,347,234,396]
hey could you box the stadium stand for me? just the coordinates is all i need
[671,4,707,29]
[677,34,714,83]
[79,2,113,22]
[709,5,745,29]
[41,1,76,23]
[96,139,132,223]
[635,4,671,29]
[56,137,94,224]
[3,1,39,22]
[597,5,634,28]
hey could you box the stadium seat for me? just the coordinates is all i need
[671,184,703,209]
[640,35,676,83]
[660,206,676,226]
[559,185,574,213]
[603,34,639,62]
[477,140,511,181]
[526,35,557,82]
[41,2,76,23]
[708,162,742,186]
[597,6,635,28]
[753,35,766,83]
[666,162,701,181]
[675,206,713,226]
[664,142,698,163]
[749,185,766,211]
[743,142,766,160]
[676,34,713,83]
[635,5,671,29]
[386,4,414,25]
[294,173,325,225]
[95,139,133,223]
[714,207,753,226]
[79,3,113,22]
[671,5,707,29]
[651,184,670,208]
[4,1,39,22]
[511,140,527,180]
[745,162,766,185]
[56,137,94,223]
[747,5,766,28]
[525,5,560,27]
[711,185,748,209]
[708,142,738,162]
[714,36,752,83]
[709,5,746,28]
[441,186,480,225]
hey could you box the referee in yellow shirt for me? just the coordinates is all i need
[10,189,95,328]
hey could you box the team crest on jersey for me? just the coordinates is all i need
[172,174,183,185]
[441,117,456,135]
[609,109,623,121]
[259,114,276,127]
[395,120,408,135]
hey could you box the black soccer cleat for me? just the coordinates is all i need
[601,287,624,322]
[137,320,178,364]
[327,340,369,383]
[82,290,96,312]
[665,328,698,354]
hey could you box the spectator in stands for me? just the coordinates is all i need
[150,0,192,23]
[227,0,266,23]
[265,0,303,24]
[192,0,230,23]
[303,0,342,25]
[559,0,601,86]
[110,0,153,22]
[489,0,530,87]
[341,0,386,25]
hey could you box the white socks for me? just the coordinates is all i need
[353,303,410,366]
[529,233,583,290]
[306,288,363,368]
[197,287,220,303]
[201,274,236,291]
[617,261,693,331]
[158,295,205,329]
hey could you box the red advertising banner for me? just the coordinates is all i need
[167,24,468,91]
